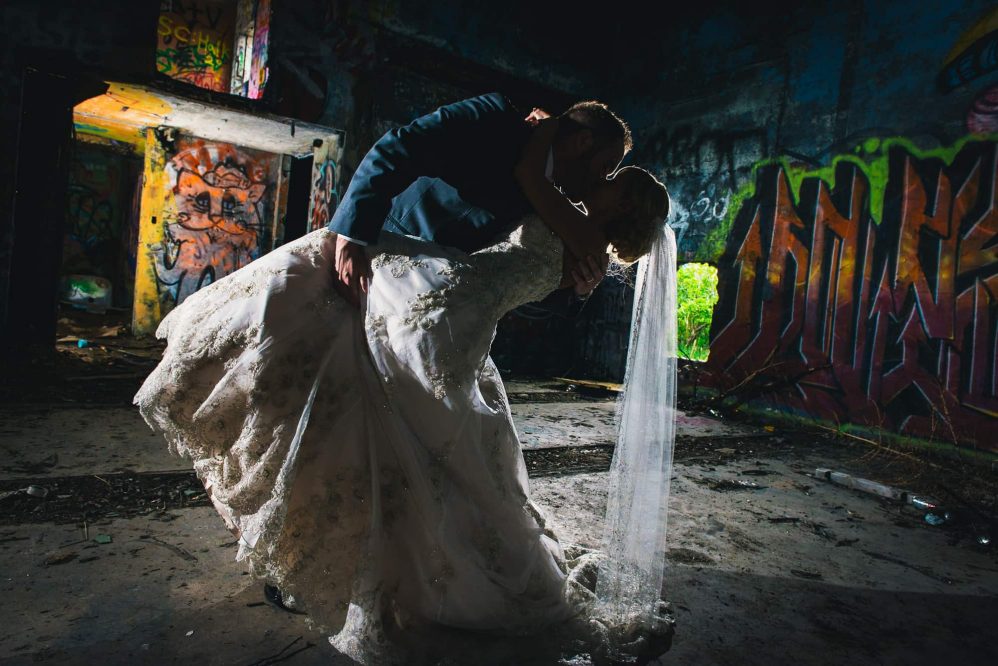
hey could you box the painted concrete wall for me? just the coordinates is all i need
[156,0,236,93]
[6,0,998,451]
[611,2,998,450]
[307,137,344,232]
[133,130,284,334]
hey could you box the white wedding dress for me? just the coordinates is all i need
[135,216,621,662]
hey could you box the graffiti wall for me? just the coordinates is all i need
[707,138,998,450]
[133,131,282,333]
[156,0,235,92]
[247,0,270,99]
[307,137,343,232]
[612,1,998,450]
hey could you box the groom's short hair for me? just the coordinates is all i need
[558,101,633,153]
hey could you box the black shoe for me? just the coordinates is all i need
[264,583,306,615]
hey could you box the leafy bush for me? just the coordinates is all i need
[676,263,718,361]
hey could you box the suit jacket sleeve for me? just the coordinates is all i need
[328,92,519,244]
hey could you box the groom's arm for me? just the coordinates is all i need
[328,92,516,244]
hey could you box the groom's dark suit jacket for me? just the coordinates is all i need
[328,92,535,252]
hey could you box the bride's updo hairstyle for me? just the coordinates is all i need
[604,166,670,265]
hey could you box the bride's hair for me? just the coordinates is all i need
[604,166,670,265]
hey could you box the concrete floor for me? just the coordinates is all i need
[1,373,997,665]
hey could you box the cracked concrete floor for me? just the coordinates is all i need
[1,378,997,665]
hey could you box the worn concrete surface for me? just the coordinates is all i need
[0,386,757,478]
[1,379,997,665]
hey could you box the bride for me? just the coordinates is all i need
[135,118,676,664]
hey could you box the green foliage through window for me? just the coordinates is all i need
[677,263,718,361]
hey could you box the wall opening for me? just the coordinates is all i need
[677,262,718,362]
[67,82,343,335]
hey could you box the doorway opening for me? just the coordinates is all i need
[56,81,342,348]
[676,262,718,362]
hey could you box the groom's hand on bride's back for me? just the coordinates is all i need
[333,236,372,307]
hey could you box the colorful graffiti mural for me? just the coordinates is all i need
[707,137,998,450]
[308,160,338,232]
[306,137,342,232]
[156,137,277,306]
[133,131,282,333]
[156,0,235,92]
[247,0,270,99]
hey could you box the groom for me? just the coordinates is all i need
[328,92,632,305]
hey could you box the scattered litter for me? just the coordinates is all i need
[93,534,112,544]
[909,496,938,511]
[714,447,737,455]
[44,550,78,566]
[978,535,992,547]
[186,630,194,637]
[790,569,823,580]
[95,325,125,338]
[2,485,51,501]
[763,425,776,432]
[923,510,960,526]
[77,339,89,349]
[0,471,212,526]
[60,274,112,313]
[694,477,766,492]
[813,468,910,501]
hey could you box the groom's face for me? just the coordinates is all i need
[554,132,626,201]
[584,139,627,192]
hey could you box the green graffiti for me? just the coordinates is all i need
[695,133,998,263]
[74,123,109,135]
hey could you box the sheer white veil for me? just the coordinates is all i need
[595,218,678,623]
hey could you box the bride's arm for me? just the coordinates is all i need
[513,119,608,263]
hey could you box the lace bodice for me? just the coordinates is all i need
[367,214,565,321]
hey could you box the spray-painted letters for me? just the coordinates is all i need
[708,139,998,450]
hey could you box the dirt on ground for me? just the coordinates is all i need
[1,309,997,665]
